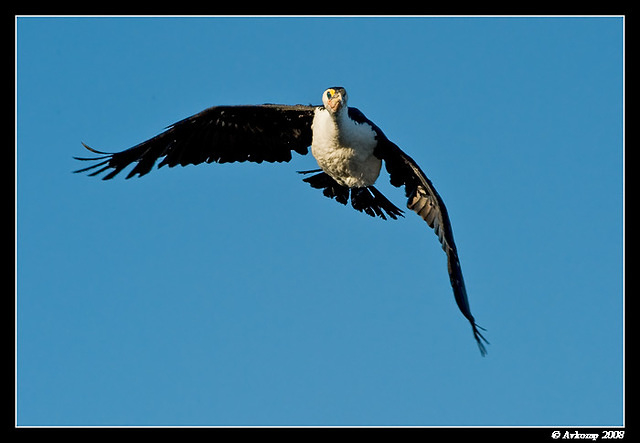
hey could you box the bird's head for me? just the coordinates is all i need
[322,87,348,114]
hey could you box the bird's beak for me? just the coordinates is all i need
[327,93,343,112]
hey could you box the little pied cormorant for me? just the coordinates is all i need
[75,87,489,356]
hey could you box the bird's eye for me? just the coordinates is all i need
[326,90,333,99]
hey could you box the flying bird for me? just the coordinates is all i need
[74,87,489,355]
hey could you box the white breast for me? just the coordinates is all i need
[310,108,382,188]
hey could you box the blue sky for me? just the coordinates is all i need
[16,16,624,427]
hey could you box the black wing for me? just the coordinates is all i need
[74,104,316,180]
[374,138,489,356]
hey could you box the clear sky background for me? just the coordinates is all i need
[16,16,624,427]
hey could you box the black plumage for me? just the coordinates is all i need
[299,170,404,221]
[74,104,316,179]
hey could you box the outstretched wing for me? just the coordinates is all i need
[74,104,316,180]
[375,139,489,356]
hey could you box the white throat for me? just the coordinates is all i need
[310,108,382,188]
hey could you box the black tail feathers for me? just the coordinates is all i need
[299,171,404,220]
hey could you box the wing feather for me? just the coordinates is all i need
[375,139,489,355]
[74,104,316,180]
